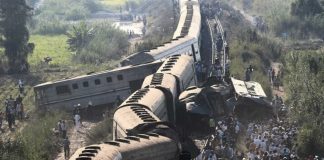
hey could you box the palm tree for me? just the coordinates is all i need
[66,22,94,54]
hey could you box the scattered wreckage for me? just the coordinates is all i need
[179,77,274,128]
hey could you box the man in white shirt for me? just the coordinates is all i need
[247,150,255,160]
[74,114,81,132]
[61,121,67,138]
[235,123,240,134]
[253,136,262,147]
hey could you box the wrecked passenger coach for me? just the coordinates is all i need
[230,77,274,120]
[178,77,274,127]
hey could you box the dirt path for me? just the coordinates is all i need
[232,5,255,26]
[55,121,97,160]
[271,62,285,98]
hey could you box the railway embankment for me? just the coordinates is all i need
[206,0,324,157]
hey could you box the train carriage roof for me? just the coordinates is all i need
[114,106,161,132]
[231,77,267,98]
[120,51,155,66]
[173,0,201,39]
[157,55,194,76]
[69,135,178,160]
[120,88,166,110]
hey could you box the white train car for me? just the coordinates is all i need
[34,61,162,110]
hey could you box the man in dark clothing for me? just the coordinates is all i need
[0,112,3,131]
[5,99,10,123]
[248,65,254,73]
[114,96,123,108]
[8,95,15,108]
[245,68,251,81]
[9,106,15,126]
[16,95,23,104]
[271,69,276,82]
[63,137,70,159]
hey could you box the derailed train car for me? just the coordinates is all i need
[34,61,162,110]
[230,77,274,120]
[178,77,274,128]
[113,55,197,139]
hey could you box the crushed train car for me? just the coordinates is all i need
[230,77,274,121]
[178,77,274,129]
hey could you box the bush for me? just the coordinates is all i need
[33,20,69,35]
[297,124,324,157]
[72,22,129,64]
[0,110,66,160]
[86,116,113,145]
[19,111,66,160]
[30,0,102,34]
[64,6,89,21]
[284,51,324,157]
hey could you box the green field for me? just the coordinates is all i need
[28,35,72,67]
[100,0,141,9]
[100,0,128,6]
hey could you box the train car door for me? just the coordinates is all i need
[129,79,144,93]
[35,87,48,108]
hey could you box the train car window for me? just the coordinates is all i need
[56,85,71,95]
[95,79,101,85]
[117,75,123,81]
[83,81,89,87]
[72,83,79,89]
[106,77,112,83]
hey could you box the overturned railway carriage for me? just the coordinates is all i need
[230,77,274,120]
[34,61,162,110]
[121,0,201,66]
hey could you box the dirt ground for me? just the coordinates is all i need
[55,121,97,160]
[271,62,285,98]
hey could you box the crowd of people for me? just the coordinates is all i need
[0,79,25,131]
[244,119,299,159]
[55,119,70,159]
[197,116,241,160]
[197,116,301,160]
[52,104,83,159]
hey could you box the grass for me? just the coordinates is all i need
[86,115,113,145]
[28,35,72,67]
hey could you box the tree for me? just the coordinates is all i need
[291,0,323,18]
[285,51,324,157]
[66,22,94,54]
[0,0,33,74]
